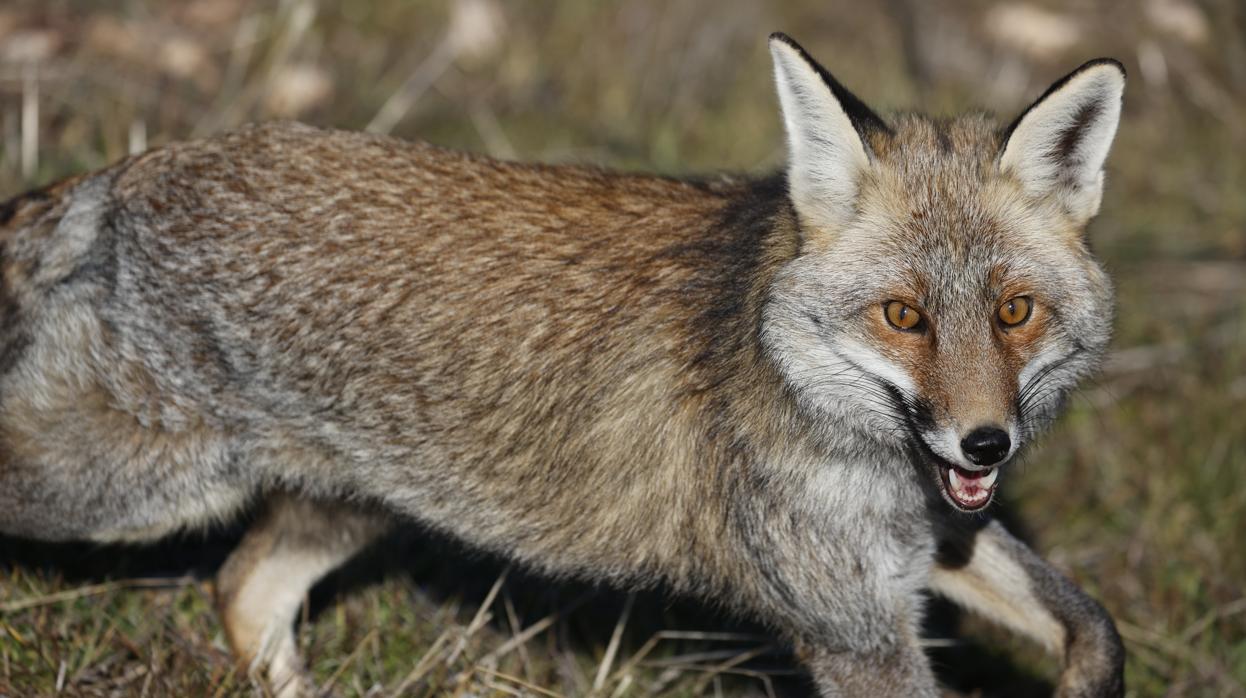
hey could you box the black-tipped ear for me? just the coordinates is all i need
[769,33,890,232]
[999,59,1126,224]
[769,33,890,148]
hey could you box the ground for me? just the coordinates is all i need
[0,1,1243,696]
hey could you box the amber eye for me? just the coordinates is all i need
[998,296,1032,327]
[884,301,924,331]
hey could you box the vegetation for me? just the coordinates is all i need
[0,1,1243,695]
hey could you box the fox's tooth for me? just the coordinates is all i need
[981,468,999,488]
[947,468,962,492]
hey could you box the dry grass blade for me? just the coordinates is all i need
[473,665,566,698]
[209,664,241,698]
[366,35,459,135]
[388,628,452,697]
[591,592,634,694]
[607,629,768,686]
[20,63,37,180]
[501,588,533,682]
[444,566,509,665]
[0,577,196,614]
[641,648,769,667]
[608,673,633,698]
[478,592,593,664]
[688,645,774,694]
[636,631,767,642]
[480,678,525,696]
[318,626,380,695]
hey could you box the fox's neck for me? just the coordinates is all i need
[672,175,827,457]
[689,174,916,474]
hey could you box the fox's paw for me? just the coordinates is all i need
[1056,607,1126,698]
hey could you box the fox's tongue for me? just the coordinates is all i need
[946,466,999,507]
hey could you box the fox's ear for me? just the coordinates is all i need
[999,59,1125,224]
[769,33,889,232]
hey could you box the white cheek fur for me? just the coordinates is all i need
[1018,346,1068,390]
[831,337,918,396]
[761,302,918,436]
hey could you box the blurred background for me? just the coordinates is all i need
[0,0,1242,696]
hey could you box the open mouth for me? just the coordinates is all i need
[903,429,1003,512]
[937,463,999,511]
[876,376,1006,513]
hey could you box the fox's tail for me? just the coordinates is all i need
[0,174,88,375]
[0,173,87,235]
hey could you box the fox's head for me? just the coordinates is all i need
[761,34,1123,512]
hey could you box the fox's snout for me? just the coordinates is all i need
[912,353,1024,470]
[920,419,1018,472]
[959,425,1011,466]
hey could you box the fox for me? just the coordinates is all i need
[0,33,1125,697]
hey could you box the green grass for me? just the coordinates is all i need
[1,1,1244,696]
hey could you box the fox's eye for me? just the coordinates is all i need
[884,301,924,331]
[998,296,1032,327]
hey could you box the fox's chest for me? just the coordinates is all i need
[801,455,936,570]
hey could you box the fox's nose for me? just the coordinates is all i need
[960,427,1011,466]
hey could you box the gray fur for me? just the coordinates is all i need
[0,35,1125,697]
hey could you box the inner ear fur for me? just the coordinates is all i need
[768,33,890,233]
[999,59,1126,223]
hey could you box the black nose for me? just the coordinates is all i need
[960,427,1011,466]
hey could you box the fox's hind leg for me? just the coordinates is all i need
[0,310,252,543]
[216,494,389,698]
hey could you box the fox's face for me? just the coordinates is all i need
[763,35,1123,512]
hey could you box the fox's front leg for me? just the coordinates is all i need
[738,520,942,697]
[216,495,390,698]
[796,627,940,698]
[930,519,1125,698]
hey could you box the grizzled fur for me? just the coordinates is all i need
[0,34,1124,697]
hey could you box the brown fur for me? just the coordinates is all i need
[0,36,1128,697]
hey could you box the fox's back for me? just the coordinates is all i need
[101,123,760,427]
[0,122,798,570]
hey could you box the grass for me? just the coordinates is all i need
[0,0,1244,696]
